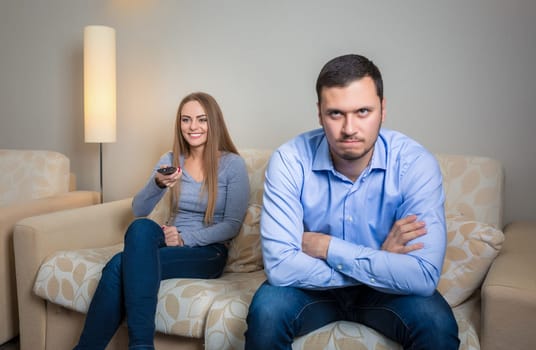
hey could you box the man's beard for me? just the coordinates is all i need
[337,143,374,161]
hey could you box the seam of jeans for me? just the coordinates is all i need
[353,305,411,338]
[293,299,337,324]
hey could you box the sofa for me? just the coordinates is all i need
[0,149,100,345]
[13,149,536,350]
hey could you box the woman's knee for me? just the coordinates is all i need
[124,218,162,245]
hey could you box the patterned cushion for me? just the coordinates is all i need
[0,149,70,206]
[155,271,265,337]
[436,154,503,228]
[205,289,258,349]
[225,204,262,273]
[239,149,271,206]
[203,292,481,350]
[33,244,123,312]
[438,217,504,307]
[292,321,401,350]
[33,243,266,338]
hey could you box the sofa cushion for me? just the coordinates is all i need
[225,204,262,273]
[438,217,504,307]
[204,293,481,350]
[33,243,124,312]
[33,242,267,339]
[436,154,503,229]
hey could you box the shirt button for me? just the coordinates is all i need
[337,264,343,270]
[370,278,376,283]
[346,216,353,222]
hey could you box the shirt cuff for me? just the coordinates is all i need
[326,236,349,273]
[327,236,381,287]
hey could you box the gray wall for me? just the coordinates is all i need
[1,0,535,226]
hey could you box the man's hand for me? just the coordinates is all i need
[302,232,331,259]
[162,225,184,247]
[381,215,426,253]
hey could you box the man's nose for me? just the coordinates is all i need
[342,116,356,134]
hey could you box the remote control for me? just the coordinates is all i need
[157,166,177,175]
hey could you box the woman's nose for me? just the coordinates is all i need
[189,119,199,130]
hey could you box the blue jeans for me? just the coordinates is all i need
[74,218,228,350]
[245,281,460,350]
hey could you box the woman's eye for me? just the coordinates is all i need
[199,118,208,123]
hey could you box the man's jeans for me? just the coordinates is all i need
[245,281,460,350]
[74,218,228,350]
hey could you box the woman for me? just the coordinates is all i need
[74,92,250,350]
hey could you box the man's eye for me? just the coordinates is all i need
[328,111,343,117]
[358,108,370,116]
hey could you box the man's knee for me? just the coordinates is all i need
[247,283,292,326]
[410,292,460,349]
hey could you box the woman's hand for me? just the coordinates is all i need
[162,225,184,247]
[155,166,181,188]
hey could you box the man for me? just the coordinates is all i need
[245,54,459,349]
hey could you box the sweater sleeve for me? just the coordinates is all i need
[131,152,173,217]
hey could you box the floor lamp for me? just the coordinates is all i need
[84,25,117,203]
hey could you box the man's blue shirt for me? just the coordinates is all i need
[260,128,446,296]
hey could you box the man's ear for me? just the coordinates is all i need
[317,102,323,126]
[381,98,386,122]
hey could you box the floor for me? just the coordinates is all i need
[0,337,19,350]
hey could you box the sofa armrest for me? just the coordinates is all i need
[481,221,536,350]
[0,190,99,343]
[14,198,134,350]
[1,191,100,231]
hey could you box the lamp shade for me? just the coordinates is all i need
[84,25,117,143]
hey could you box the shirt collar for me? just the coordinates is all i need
[312,135,333,171]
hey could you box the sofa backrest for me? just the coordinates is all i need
[0,149,71,206]
[150,151,504,229]
[435,154,504,229]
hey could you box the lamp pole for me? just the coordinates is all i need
[99,143,103,203]
[83,25,117,203]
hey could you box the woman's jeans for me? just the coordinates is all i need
[74,218,228,350]
[245,281,460,350]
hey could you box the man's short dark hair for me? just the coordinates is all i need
[316,54,383,103]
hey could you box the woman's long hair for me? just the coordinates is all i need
[170,92,239,224]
